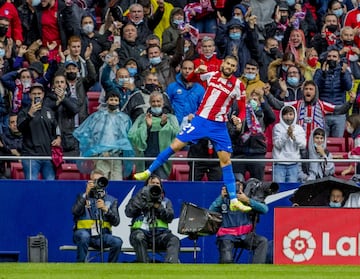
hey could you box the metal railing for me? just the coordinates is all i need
[1,155,359,181]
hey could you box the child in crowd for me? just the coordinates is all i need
[272,105,306,183]
[300,127,335,182]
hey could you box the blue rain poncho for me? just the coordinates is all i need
[73,109,134,176]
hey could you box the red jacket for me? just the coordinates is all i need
[0,2,23,43]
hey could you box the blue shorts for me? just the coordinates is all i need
[177,115,233,153]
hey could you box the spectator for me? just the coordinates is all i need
[329,187,345,208]
[0,113,22,178]
[301,127,335,182]
[17,83,61,180]
[344,0,360,47]
[0,77,9,133]
[145,43,183,89]
[185,0,217,34]
[0,0,23,46]
[304,47,320,80]
[25,39,57,66]
[72,169,122,263]
[162,7,184,56]
[228,89,275,181]
[209,183,268,264]
[125,174,180,263]
[313,48,353,137]
[215,16,259,77]
[239,59,265,99]
[128,91,179,179]
[35,0,84,50]
[17,0,39,46]
[123,57,143,89]
[127,2,165,46]
[117,22,148,72]
[73,90,134,180]
[276,65,305,102]
[166,59,205,126]
[272,105,306,183]
[330,26,358,64]
[284,29,307,63]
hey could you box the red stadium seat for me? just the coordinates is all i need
[57,163,82,180]
[326,137,346,153]
[87,91,100,114]
[168,164,190,181]
[10,162,24,179]
[172,150,189,165]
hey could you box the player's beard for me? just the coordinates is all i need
[221,66,233,77]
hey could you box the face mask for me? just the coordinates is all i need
[145,84,159,92]
[118,78,129,86]
[269,47,278,56]
[307,57,318,68]
[282,65,288,72]
[280,16,288,24]
[149,56,161,65]
[184,47,189,53]
[40,56,49,64]
[127,68,137,77]
[204,54,213,59]
[22,80,31,89]
[347,126,354,134]
[249,99,258,111]
[233,16,243,23]
[287,76,299,86]
[32,0,41,6]
[150,107,162,115]
[173,19,184,26]
[327,24,338,33]
[108,104,119,111]
[66,72,77,81]
[82,23,94,35]
[329,201,342,208]
[333,9,343,18]
[229,32,241,40]
[327,59,337,69]
[0,26,8,37]
[244,73,256,80]
[287,0,295,6]
[0,48,5,58]
[343,40,354,46]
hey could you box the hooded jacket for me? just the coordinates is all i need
[272,105,306,163]
[306,127,335,180]
[162,7,183,55]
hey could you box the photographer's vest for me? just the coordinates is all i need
[76,195,116,232]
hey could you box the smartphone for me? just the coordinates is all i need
[114,35,121,45]
[34,97,41,104]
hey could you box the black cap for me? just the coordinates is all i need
[30,82,44,92]
[29,61,44,75]
[278,1,289,11]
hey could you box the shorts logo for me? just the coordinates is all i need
[283,228,316,262]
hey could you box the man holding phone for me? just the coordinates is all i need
[17,83,61,180]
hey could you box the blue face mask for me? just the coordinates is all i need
[184,47,189,53]
[150,107,162,115]
[287,77,299,86]
[233,16,243,23]
[32,0,41,6]
[282,65,288,72]
[333,9,343,18]
[149,56,161,65]
[0,48,5,58]
[329,201,342,208]
[118,78,129,86]
[127,68,137,77]
[229,32,241,40]
[173,19,184,26]
[249,99,258,111]
[287,0,295,6]
[244,73,256,81]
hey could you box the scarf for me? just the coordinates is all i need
[241,104,263,143]
[297,101,325,141]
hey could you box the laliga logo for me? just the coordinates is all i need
[283,228,316,262]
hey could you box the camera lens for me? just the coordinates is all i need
[95,177,108,188]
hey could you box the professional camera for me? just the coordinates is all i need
[91,177,108,199]
[243,178,279,203]
[142,184,163,205]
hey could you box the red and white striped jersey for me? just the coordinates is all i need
[196,71,246,122]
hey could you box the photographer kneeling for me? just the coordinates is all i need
[209,179,272,263]
[125,175,180,263]
[72,169,123,262]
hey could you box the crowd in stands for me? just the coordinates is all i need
[0,0,360,182]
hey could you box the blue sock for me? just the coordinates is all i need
[222,164,236,200]
[148,147,175,173]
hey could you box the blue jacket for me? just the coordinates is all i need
[313,66,352,105]
[166,73,205,125]
[209,196,268,240]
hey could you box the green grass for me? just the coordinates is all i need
[1,263,360,279]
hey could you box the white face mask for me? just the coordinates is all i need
[347,126,354,134]
[32,0,41,6]
[82,23,94,34]
[22,80,31,89]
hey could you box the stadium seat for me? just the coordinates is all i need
[168,164,190,181]
[10,162,24,179]
[87,91,100,114]
[346,137,354,152]
[327,137,346,153]
[172,150,189,165]
[57,163,82,180]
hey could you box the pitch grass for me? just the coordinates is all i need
[1,264,360,279]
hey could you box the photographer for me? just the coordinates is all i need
[209,180,269,264]
[72,169,122,263]
[125,174,180,263]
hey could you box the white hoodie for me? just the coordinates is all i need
[272,105,306,164]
